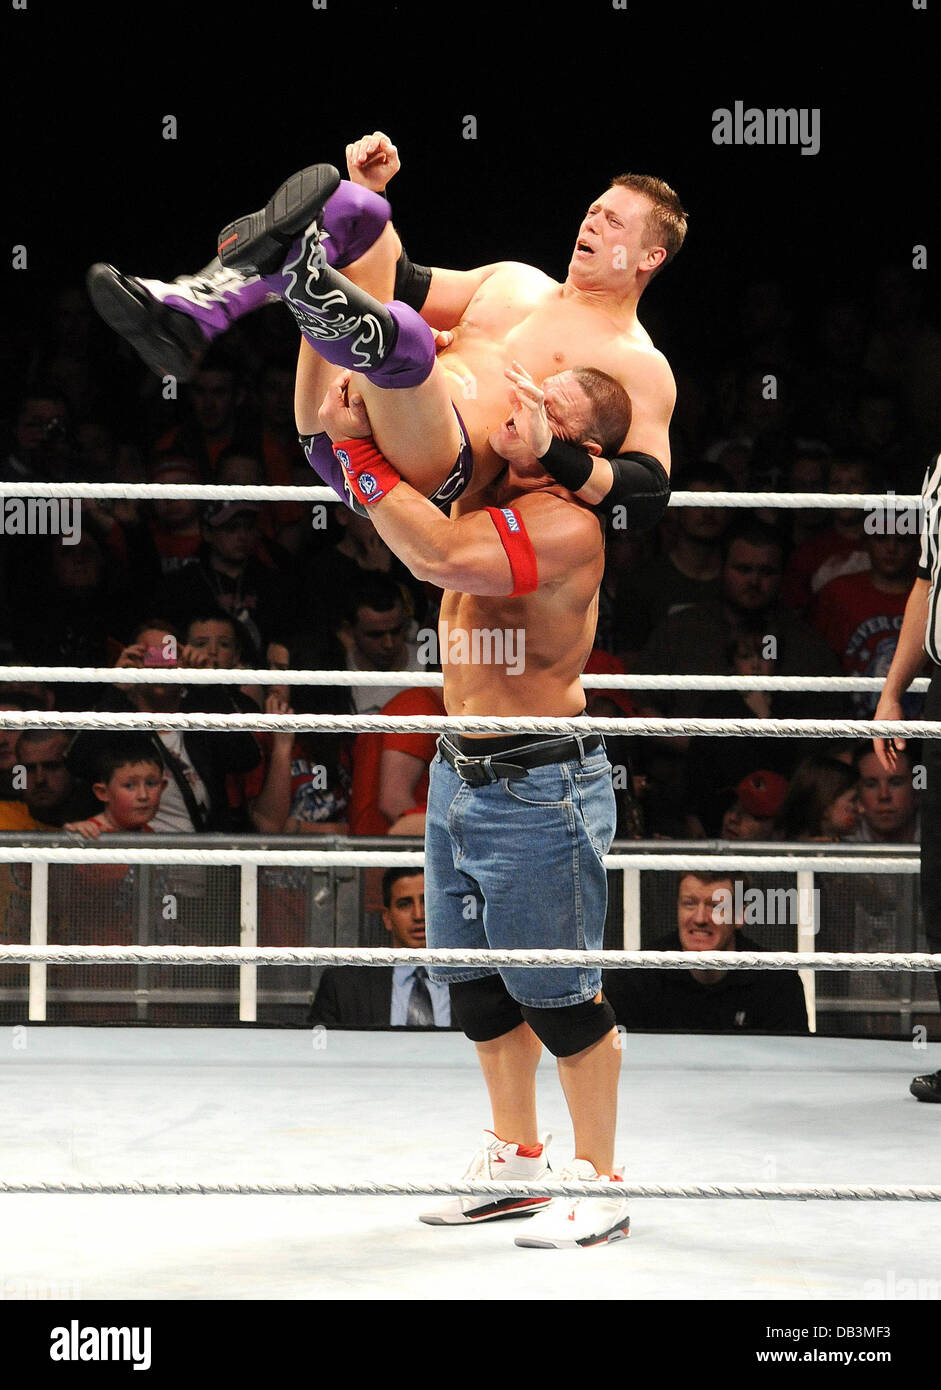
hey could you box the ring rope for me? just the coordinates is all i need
[0,483,923,510]
[0,665,929,694]
[0,847,918,874]
[1,946,938,971]
[0,710,936,738]
[0,1178,935,1200]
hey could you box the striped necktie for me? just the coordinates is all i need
[407,965,435,1027]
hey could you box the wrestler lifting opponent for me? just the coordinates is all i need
[87,132,685,527]
[316,358,631,1249]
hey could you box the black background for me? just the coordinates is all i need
[5,0,938,379]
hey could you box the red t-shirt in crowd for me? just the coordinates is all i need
[348,688,446,835]
[810,572,910,713]
[583,648,637,717]
[148,523,202,575]
[781,529,867,612]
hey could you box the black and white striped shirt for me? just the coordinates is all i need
[918,452,941,664]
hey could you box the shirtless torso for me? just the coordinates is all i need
[433,262,674,495]
[440,483,605,719]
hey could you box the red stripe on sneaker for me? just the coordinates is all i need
[516,1143,544,1158]
[469,1198,548,1220]
[218,234,239,252]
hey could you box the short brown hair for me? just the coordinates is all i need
[679,870,752,896]
[610,173,687,272]
[571,366,632,455]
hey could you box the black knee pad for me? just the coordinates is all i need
[520,998,616,1058]
[449,975,524,1042]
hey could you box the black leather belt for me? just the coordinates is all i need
[438,734,602,786]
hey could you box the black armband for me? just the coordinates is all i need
[538,437,671,533]
[538,435,594,492]
[393,248,432,311]
[596,451,671,532]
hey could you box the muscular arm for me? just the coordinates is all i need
[368,479,600,596]
[418,262,513,330]
[575,351,676,505]
[507,356,674,529]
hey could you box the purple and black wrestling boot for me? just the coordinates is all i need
[218,168,436,390]
[86,256,279,381]
[87,163,395,380]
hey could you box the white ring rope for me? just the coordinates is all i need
[0,847,918,874]
[1,945,937,971]
[0,1178,936,1200]
[0,483,923,510]
[0,710,936,738]
[0,665,929,694]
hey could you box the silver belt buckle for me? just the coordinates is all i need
[453,752,494,786]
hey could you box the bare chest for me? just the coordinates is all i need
[454,273,625,380]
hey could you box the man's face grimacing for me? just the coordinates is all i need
[490,371,598,488]
[722,540,783,614]
[382,872,426,949]
[569,186,663,287]
[676,874,740,954]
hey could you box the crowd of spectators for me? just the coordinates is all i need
[0,261,937,1030]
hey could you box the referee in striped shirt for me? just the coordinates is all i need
[874,451,941,1102]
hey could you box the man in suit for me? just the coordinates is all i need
[310,868,451,1029]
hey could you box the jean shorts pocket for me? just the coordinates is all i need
[502,763,570,807]
[573,756,613,788]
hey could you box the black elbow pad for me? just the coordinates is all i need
[393,248,432,310]
[596,451,671,532]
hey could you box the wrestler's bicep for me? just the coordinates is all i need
[426,510,516,595]
[427,499,597,596]
[419,264,504,329]
[618,356,676,470]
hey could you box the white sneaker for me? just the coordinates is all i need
[419,1131,553,1225]
[514,1158,630,1248]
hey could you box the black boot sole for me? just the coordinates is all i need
[216,164,341,274]
[86,263,207,382]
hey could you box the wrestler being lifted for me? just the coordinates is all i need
[87,132,686,524]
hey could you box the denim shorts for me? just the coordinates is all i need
[424,739,617,1007]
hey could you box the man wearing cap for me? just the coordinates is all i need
[603,870,809,1032]
[153,496,293,656]
[720,770,789,841]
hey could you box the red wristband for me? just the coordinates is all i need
[333,436,401,506]
[486,506,538,596]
